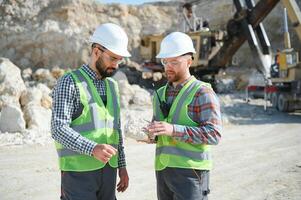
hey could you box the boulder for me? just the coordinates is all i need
[131,85,152,106]
[20,87,43,107]
[0,105,26,133]
[0,58,26,109]
[153,72,163,82]
[23,103,51,132]
[33,68,57,88]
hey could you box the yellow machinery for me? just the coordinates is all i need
[140,0,301,112]
[268,0,301,112]
[269,48,301,111]
[140,30,224,76]
[140,0,280,80]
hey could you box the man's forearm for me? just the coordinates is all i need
[172,123,221,145]
[51,123,97,156]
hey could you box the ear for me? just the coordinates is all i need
[187,58,193,67]
[92,47,101,57]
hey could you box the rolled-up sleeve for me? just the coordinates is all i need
[172,87,222,145]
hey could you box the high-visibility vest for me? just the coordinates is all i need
[153,77,212,171]
[55,68,120,171]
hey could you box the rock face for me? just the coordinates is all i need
[0,58,26,109]
[0,0,178,70]
[1,0,299,71]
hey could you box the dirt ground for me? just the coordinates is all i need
[0,98,301,200]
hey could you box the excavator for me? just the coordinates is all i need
[267,0,301,112]
[243,0,301,112]
[139,0,301,112]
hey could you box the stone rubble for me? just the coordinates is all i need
[0,58,154,146]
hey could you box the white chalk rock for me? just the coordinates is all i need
[131,85,152,106]
[23,103,51,132]
[123,114,151,141]
[0,105,26,133]
[0,58,26,109]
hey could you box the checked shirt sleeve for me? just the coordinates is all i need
[117,120,126,168]
[172,87,222,145]
[51,74,97,156]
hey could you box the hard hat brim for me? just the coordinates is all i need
[156,50,195,59]
[90,39,131,57]
[104,45,131,57]
[111,49,131,57]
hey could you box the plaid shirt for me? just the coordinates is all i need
[51,64,126,168]
[165,76,222,145]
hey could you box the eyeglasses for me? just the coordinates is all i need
[95,47,124,65]
[161,55,192,67]
[161,59,182,67]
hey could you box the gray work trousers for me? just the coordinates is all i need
[60,164,117,200]
[156,167,210,200]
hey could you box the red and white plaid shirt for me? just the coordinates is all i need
[164,76,222,145]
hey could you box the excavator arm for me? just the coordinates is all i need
[281,0,301,41]
[209,0,280,69]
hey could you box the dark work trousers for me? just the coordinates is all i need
[156,167,210,200]
[60,164,117,200]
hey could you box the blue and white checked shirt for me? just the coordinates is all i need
[51,64,126,168]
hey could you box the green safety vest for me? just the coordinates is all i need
[55,68,120,171]
[153,77,212,171]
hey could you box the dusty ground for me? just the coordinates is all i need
[0,96,301,200]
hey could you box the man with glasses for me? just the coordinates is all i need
[145,32,222,200]
[51,23,130,200]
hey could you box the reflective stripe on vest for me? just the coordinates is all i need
[156,146,210,160]
[55,67,120,171]
[57,144,118,157]
[155,77,212,170]
[68,70,119,134]
[154,79,199,122]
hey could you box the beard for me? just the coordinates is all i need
[166,71,180,83]
[95,57,117,78]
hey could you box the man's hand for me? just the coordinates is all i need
[146,121,174,136]
[117,167,129,192]
[92,144,117,163]
[137,127,157,144]
[136,137,157,144]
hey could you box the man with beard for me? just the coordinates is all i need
[51,23,130,200]
[145,32,222,200]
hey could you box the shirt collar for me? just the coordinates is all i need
[82,64,99,80]
[167,76,194,90]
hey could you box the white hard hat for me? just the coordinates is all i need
[156,32,196,58]
[90,23,131,57]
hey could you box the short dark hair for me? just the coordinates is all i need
[183,3,192,10]
[91,43,107,50]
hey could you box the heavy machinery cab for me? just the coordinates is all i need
[268,49,301,111]
[140,30,225,74]
[271,48,300,81]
